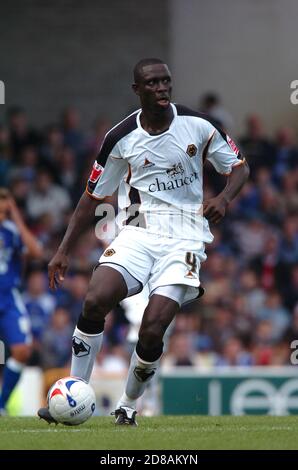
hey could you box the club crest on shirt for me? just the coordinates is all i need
[103,248,115,257]
[186,144,197,157]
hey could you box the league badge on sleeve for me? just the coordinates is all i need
[89,160,104,183]
[87,160,104,193]
[227,136,240,156]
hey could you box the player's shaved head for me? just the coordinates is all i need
[133,58,166,83]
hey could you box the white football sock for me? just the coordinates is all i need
[70,327,103,382]
[117,350,160,410]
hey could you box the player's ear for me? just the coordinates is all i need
[132,83,140,96]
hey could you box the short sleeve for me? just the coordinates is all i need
[86,155,128,200]
[85,129,127,199]
[206,128,244,175]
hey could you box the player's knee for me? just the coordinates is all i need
[83,290,110,321]
[139,324,163,350]
[11,344,31,364]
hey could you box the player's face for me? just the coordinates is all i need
[134,64,172,111]
[0,199,8,222]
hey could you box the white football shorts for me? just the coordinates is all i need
[98,226,206,305]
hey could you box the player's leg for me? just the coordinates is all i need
[71,229,151,383]
[71,228,152,383]
[70,265,129,382]
[114,286,186,425]
[39,227,151,423]
[38,264,130,423]
[0,343,31,413]
[0,290,32,413]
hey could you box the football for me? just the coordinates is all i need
[47,376,96,425]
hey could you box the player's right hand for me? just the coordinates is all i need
[48,251,69,290]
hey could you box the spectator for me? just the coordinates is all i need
[23,269,56,364]
[273,127,298,184]
[61,107,85,158]
[26,168,71,230]
[279,216,298,265]
[199,92,234,132]
[257,291,290,342]
[7,106,40,160]
[239,114,274,177]
[216,336,254,366]
[0,125,11,186]
[41,307,73,369]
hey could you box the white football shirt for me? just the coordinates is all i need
[86,103,244,241]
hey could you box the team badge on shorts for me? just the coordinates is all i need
[103,248,115,257]
[186,144,197,157]
[185,252,198,279]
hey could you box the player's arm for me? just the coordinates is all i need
[203,127,250,224]
[8,197,43,258]
[203,161,249,223]
[48,192,99,289]
[48,136,128,289]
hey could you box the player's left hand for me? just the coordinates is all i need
[203,195,228,224]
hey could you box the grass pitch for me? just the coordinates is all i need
[0,415,298,450]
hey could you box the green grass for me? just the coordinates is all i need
[0,416,298,450]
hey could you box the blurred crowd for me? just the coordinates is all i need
[0,98,297,372]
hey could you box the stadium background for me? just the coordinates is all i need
[0,0,297,416]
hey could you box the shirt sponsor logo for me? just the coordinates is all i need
[149,171,199,193]
[166,163,184,178]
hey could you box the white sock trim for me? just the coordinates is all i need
[135,351,159,365]
[74,327,103,338]
[6,357,25,373]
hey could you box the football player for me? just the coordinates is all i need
[0,188,42,414]
[39,58,249,425]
